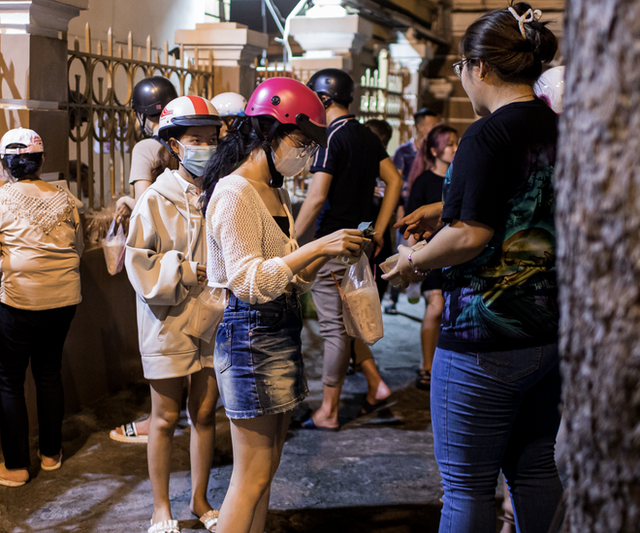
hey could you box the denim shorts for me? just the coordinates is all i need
[214,292,309,419]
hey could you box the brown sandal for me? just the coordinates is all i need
[416,369,431,391]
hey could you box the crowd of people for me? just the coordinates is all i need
[0,2,564,533]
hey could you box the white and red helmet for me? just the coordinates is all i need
[211,92,247,118]
[158,95,222,140]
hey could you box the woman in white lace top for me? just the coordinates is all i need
[0,128,83,487]
[202,78,364,533]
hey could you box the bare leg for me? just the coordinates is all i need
[188,368,220,519]
[500,480,516,533]
[420,290,444,373]
[352,339,391,405]
[216,411,292,533]
[360,359,391,405]
[248,412,291,533]
[311,384,341,428]
[148,377,184,524]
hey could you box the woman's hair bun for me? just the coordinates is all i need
[511,2,557,63]
[459,1,558,83]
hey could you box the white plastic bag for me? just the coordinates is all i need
[101,218,126,275]
[184,287,226,342]
[338,255,384,346]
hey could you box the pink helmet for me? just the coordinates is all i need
[245,77,327,147]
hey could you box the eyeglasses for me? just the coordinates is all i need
[284,133,319,158]
[453,60,465,78]
[285,133,314,148]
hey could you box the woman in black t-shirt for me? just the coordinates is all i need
[383,3,562,533]
[405,125,457,391]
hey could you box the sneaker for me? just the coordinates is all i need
[384,303,398,315]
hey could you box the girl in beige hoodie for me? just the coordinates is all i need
[125,96,222,533]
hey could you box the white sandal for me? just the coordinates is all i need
[109,421,148,443]
[37,450,62,471]
[197,509,219,531]
[148,519,180,533]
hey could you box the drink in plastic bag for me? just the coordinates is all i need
[379,240,428,287]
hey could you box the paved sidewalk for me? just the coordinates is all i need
[0,296,450,533]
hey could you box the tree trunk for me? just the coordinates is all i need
[556,1,640,532]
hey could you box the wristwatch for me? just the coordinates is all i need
[408,252,429,276]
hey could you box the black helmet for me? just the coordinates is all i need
[307,68,354,107]
[131,77,178,118]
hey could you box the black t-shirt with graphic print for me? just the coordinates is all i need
[310,114,388,238]
[438,99,559,352]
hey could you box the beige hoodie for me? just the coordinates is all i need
[125,168,213,379]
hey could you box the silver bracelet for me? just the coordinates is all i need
[408,252,429,276]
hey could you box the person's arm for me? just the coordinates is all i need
[125,203,198,306]
[134,179,152,199]
[294,171,332,237]
[375,157,403,232]
[282,228,364,280]
[395,201,443,241]
[382,219,493,287]
[210,182,359,303]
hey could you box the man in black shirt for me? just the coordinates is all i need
[295,68,402,429]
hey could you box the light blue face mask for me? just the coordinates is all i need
[176,141,216,177]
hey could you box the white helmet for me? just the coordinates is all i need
[158,95,222,140]
[211,92,247,118]
[534,66,564,114]
[0,128,44,154]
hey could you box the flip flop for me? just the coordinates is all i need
[0,462,29,487]
[109,421,148,443]
[295,415,340,432]
[196,509,219,531]
[0,474,28,487]
[360,398,390,416]
[37,450,62,471]
[416,369,431,391]
[148,519,180,533]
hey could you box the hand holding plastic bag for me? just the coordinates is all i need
[101,217,126,275]
[335,254,384,346]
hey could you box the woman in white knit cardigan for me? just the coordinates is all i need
[203,78,364,533]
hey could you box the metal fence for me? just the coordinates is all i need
[254,58,313,86]
[66,24,214,210]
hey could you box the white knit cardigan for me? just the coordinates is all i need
[206,174,315,304]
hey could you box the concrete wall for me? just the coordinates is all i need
[67,0,207,50]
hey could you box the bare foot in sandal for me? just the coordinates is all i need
[109,416,150,443]
[0,462,29,487]
[416,369,431,391]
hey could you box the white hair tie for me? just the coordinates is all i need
[508,7,542,39]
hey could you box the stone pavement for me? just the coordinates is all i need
[0,295,468,533]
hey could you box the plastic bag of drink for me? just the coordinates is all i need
[406,282,422,304]
[184,286,226,342]
[339,254,384,346]
[101,217,126,275]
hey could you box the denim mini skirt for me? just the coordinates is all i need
[214,291,309,419]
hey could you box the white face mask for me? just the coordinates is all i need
[272,137,318,177]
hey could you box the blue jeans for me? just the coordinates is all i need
[431,344,562,533]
